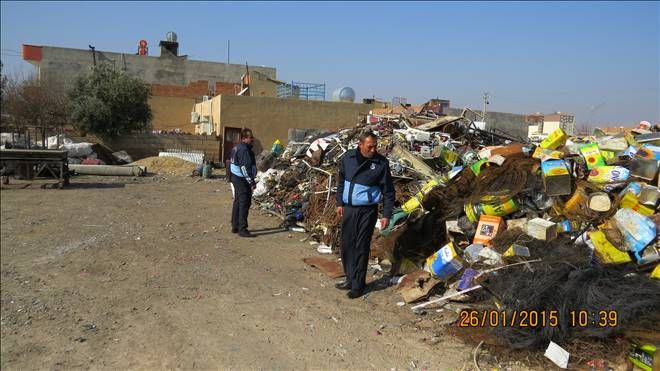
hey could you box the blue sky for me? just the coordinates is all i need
[1,1,658,126]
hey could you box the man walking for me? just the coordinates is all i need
[230,128,257,238]
[335,131,395,298]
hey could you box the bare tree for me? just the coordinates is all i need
[574,121,592,136]
[1,73,70,147]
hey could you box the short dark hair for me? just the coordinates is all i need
[358,130,378,142]
[241,128,253,139]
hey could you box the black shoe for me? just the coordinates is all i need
[239,231,256,238]
[334,280,351,290]
[346,290,364,299]
[231,228,239,234]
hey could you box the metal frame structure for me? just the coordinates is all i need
[1,149,70,188]
[277,81,326,101]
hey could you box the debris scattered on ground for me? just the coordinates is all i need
[302,257,345,279]
[248,107,660,368]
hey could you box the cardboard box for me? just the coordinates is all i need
[527,218,557,241]
[636,145,660,161]
[473,215,506,246]
[588,165,631,183]
[532,147,563,161]
[580,143,605,169]
[541,160,572,196]
[630,158,659,181]
[490,142,526,158]
[503,244,530,257]
[600,150,617,165]
[540,128,567,150]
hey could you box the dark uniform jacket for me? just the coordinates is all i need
[336,149,395,218]
[229,143,257,185]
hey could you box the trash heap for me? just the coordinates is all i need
[254,112,660,366]
[40,134,133,165]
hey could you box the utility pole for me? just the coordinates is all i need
[227,40,230,64]
[89,45,96,66]
[482,92,490,122]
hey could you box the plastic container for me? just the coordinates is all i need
[271,139,284,156]
[464,196,518,223]
[202,162,213,178]
[424,242,463,281]
[401,179,440,213]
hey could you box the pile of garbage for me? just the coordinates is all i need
[38,134,133,165]
[253,108,660,367]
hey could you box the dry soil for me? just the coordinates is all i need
[1,174,524,370]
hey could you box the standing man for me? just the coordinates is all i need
[335,131,395,299]
[230,128,257,238]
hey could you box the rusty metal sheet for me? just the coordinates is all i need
[302,257,345,279]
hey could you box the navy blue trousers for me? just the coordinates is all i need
[231,174,252,232]
[341,205,378,292]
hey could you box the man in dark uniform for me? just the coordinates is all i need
[229,128,257,238]
[335,131,395,299]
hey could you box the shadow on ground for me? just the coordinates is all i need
[59,182,126,189]
[250,227,289,236]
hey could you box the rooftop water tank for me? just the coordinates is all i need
[332,87,356,103]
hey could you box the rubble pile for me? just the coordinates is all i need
[253,106,660,365]
[131,156,197,176]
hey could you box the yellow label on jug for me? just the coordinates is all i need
[465,196,518,222]
[481,197,518,216]
[402,179,439,213]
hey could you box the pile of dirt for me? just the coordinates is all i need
[131,156,197,176]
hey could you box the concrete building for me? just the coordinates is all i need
[542,112,576,135]
[525,112,576,138]
[193,95,372,162]
[21,41,275,88]
[525,113,545,138]
[21,34,278,133]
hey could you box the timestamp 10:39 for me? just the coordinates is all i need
[458,309,618,328]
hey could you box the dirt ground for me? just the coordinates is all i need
[1,174,529,370]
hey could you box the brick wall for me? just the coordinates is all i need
[151,80,240,98]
